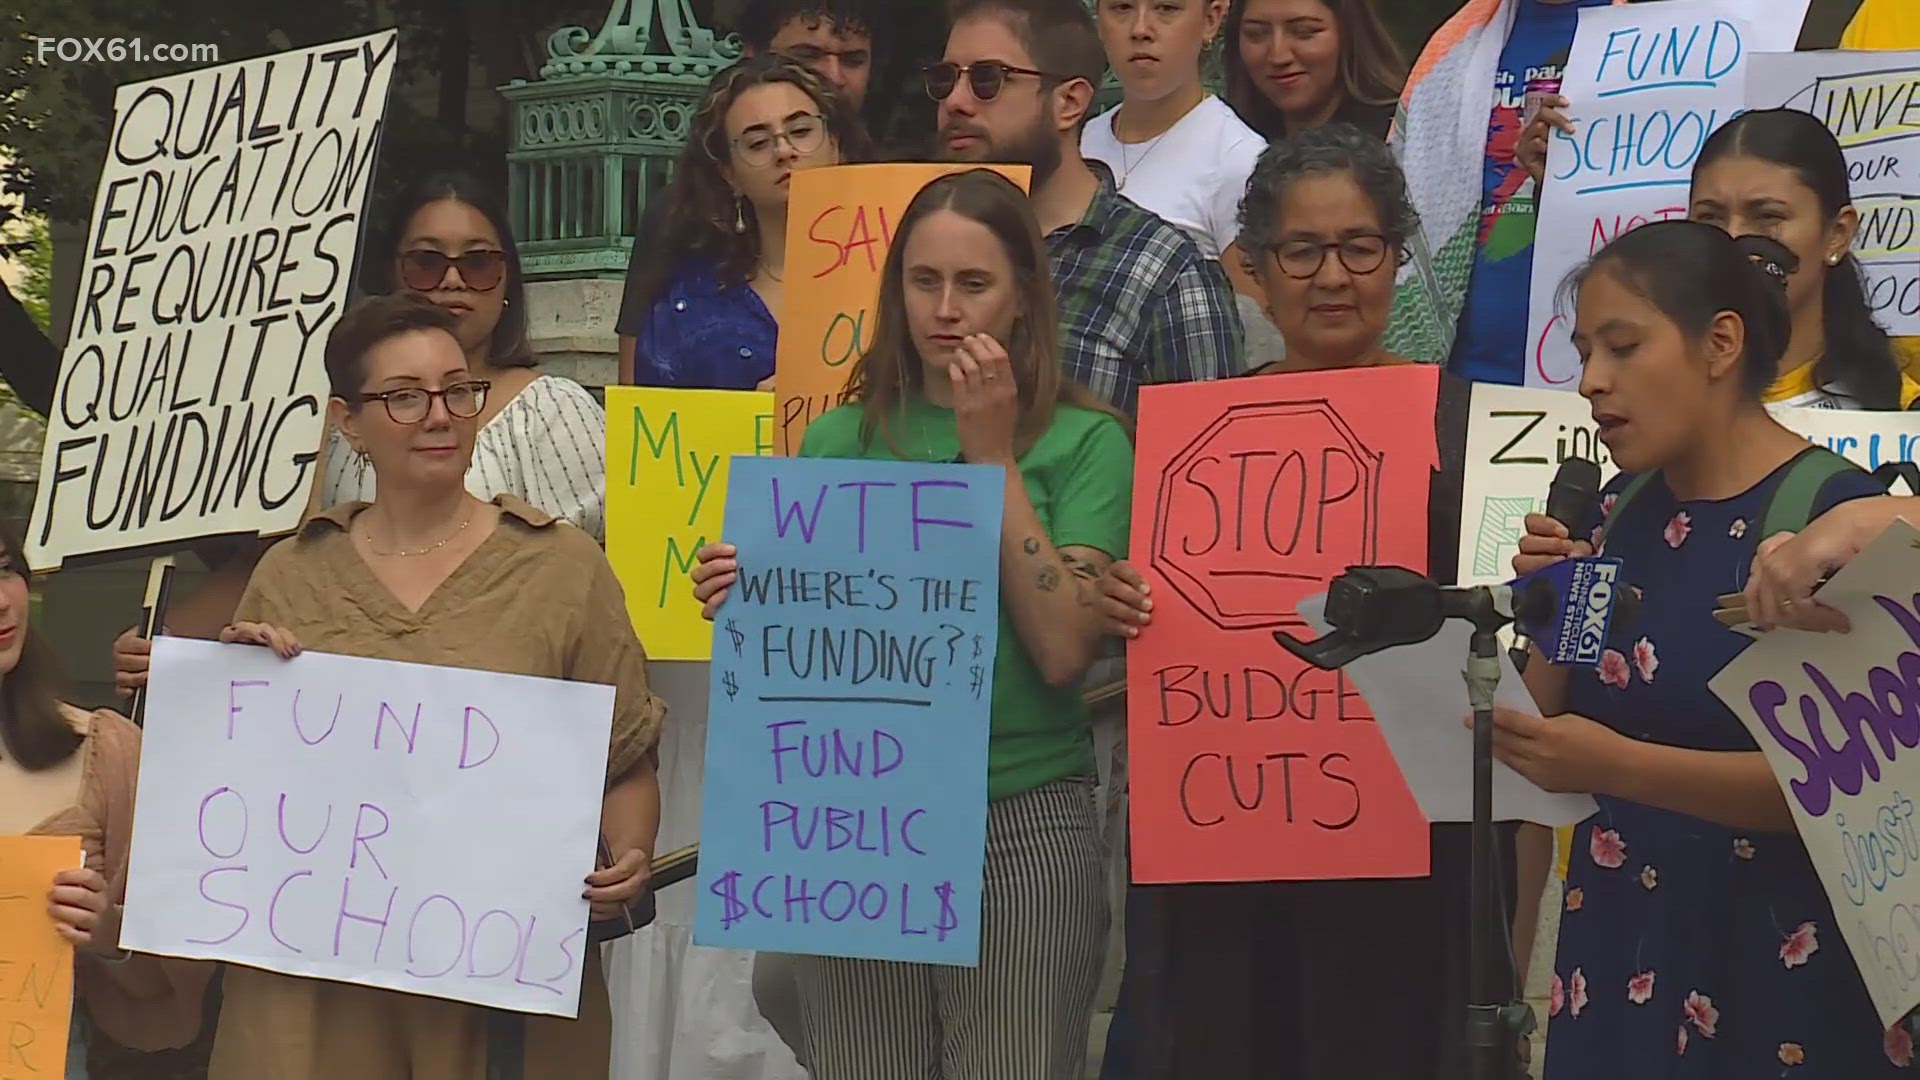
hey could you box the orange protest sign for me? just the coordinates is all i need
[773,163,1031,455]
[1126,367,1440,883]
[0,835,79,1075]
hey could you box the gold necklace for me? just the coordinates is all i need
[363,510,473,557]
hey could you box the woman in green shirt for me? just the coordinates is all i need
[691,167,1133,1077]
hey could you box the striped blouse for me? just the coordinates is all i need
[321,373,607,542]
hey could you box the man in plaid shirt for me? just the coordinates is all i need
[929,0,1243,415]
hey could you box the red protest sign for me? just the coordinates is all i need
[1127,366,1439,883]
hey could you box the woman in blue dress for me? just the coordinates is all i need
[617,54,869,389]
[1497,220,1915,1076]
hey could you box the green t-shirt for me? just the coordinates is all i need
[798,396,1134,801]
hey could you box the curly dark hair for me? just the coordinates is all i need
[735,0,877,51]
[1237,121,1419,253]
[625,54,870,318]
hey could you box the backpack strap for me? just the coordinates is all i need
[1760,447,1863,541]
[1872,461,1920,497]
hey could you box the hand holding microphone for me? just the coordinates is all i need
[1513,458,1601,577]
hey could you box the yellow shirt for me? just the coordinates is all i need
[1842,0,1920,381]
[1761,360,1920,410]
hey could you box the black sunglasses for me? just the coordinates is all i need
[923,60,1068,102]
[398,249,507,292]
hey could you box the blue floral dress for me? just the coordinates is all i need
[1545,453,1917,1078]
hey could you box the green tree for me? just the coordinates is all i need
[12,214,52,332]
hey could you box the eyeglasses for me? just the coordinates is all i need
[731,113,828,167]
[355,381,491,425]
[398,249,507,292]
[923,60,1065,102]
[1269,235,1393,280]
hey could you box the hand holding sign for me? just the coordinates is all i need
[0,836,81,1074]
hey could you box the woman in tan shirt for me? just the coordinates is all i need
[0,519,209,1075]
[208,293,665,1079]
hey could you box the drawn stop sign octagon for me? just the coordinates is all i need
[1148,398,1382,631]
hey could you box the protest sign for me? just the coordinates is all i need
[774,164,1030,454]
[1711,518,1920,1028]
[1457,383,1920,586]
[28,32,399,570]
[1751,49,1920,335]
[695,456,1003,964]
[606,387,774,660]
[1525,0,1810,389]
[122,638,612,1017]
[0,836,79,1076]
[1126,366,1439,883]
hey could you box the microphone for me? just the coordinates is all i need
[1511,458,1602,672]
[1509,556,1640,667]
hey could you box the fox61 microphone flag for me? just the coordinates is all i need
[1514,556,1628,667]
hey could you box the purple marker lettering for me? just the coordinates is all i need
[872,729,904,778]
[909,479,973,551]
[459,707,500,770]
[187,866,250,945]
[268,870,312,953]
[762,800,801,853]
[770,477,829,543]
[197,787,249,859]
[332,876,398,960]
[752,874,776,919]
[834,480,897,553]
[784,875,815,922]
[767,720,807,784]
[290,688,342,745]
[375,701,422,753]
[405,895,466,979]
[275,793,330,855]
[348,803,391,879]
[901,808,928,856]
[932,880,959,942]
[898,882,927,937]
[858,883,887,920]
[228,680,269,739]
[532,927,586,992]
[819,880,856,922]
[510,915,563,996]
[466,910,523,979]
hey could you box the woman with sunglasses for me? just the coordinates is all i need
[205,293,664,1080]
[621,55,867,390]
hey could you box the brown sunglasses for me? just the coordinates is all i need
[399,249,507,292]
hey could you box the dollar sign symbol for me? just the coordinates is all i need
[932,881,960,943]
[721,670,740,701]
[710,870,748,930]
[725,618,745,657]
[971,634,983,659]
[969,664,985,699]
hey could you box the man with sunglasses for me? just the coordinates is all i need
[930,0,1243,416]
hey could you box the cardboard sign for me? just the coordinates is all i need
[0,836,80,1076]
[28,32,398,569]
[1126,366,1440,883]
[695,456,1003,964]
[1457,383,1920,586]
[122,639,612,1017]
[773,163,1030,454]
[1712,518,1920,1028]
[1525,1,1810,389]
[1751,49,1920,334]
[605,387,774,659]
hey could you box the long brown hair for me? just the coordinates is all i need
[0,521,77,772]
[1223,0,1406,140]
[626,55,870,317]
[845,169,1127,456]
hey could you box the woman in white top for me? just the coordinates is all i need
[1081,0,1280,367]
[320,171,608,536]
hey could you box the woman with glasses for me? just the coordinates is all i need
[204,293,665,1080]
[622,54,867,390]
[1098,127,1509,1080]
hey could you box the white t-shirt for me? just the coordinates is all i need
[322,373,608,541]
[1081,95,1267,259]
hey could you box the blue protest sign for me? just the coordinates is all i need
[695,455,1004,965]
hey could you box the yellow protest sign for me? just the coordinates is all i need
[774,163,1032,455]
[607,387,774,660]
[1,835,79,1077]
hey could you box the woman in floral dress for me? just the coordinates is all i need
[1497,220,1913,1076]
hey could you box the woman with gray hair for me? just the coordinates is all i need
[1096,124,1510,1078]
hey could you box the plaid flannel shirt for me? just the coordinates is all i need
[1044,165,1245,414]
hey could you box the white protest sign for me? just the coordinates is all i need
[1751,50,1920,335]
[122,638,613,1018]
[1711,518,1920,1028]
[1457,384,1920,585]
[28,31,398,570]
[1525,0,1811,389]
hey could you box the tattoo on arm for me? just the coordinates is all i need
[1060,550,1109,607]
[1023,537,1041,555]
[1036,565,1060,591]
